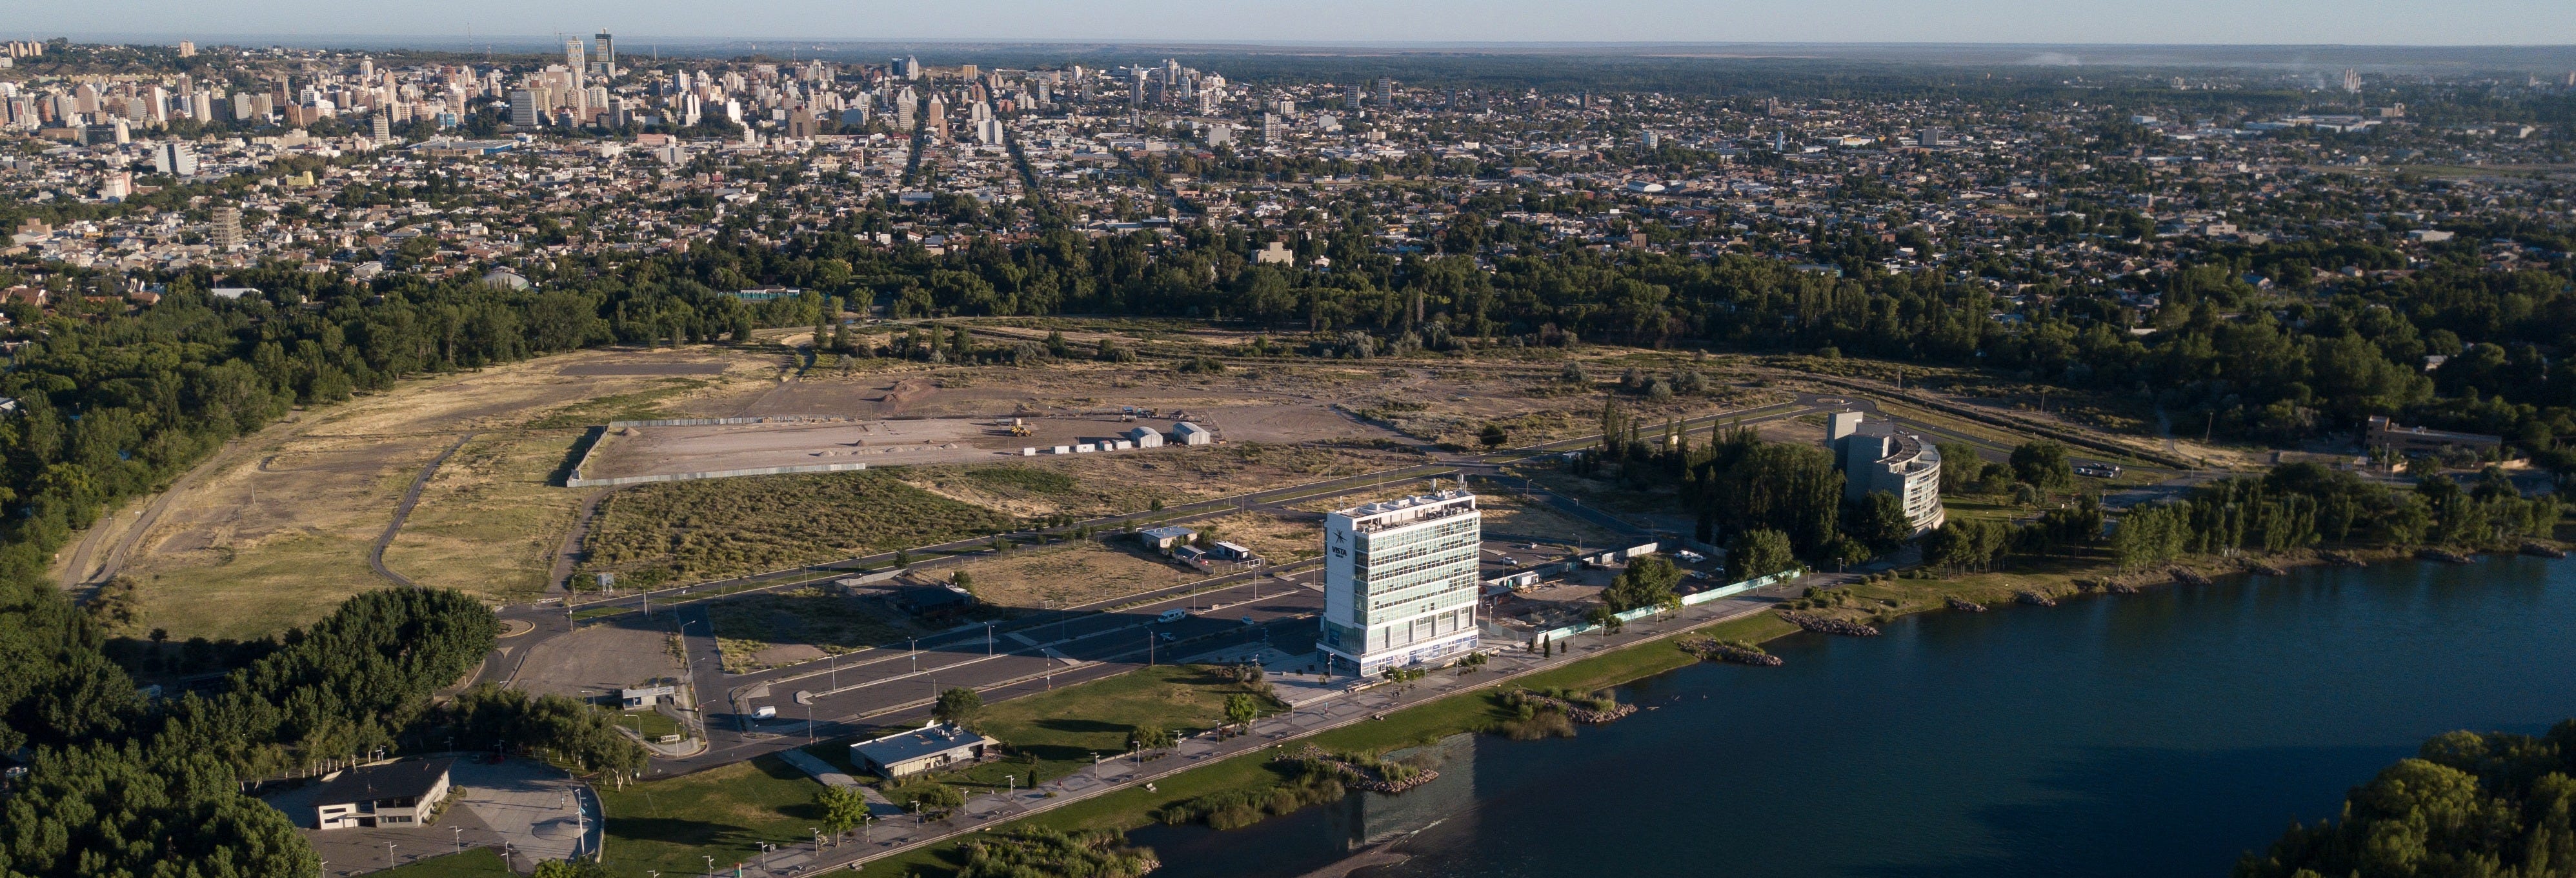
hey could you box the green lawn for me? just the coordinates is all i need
[596,755,825,877]
[373,847,515,877]
[618,710,683,741]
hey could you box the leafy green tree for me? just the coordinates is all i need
[934,686,984,727]
[1936,441,1990,494]
[2237,720,2576,878]
[1478,423,1509,448]
[2009,441,2075,492]
[816,785,870,839]
[1603,554,1682,612]
[1724,529,1796,582]
[1224,693,1261,732]
[1127,725,1172,751]
[1846,491,1915,556]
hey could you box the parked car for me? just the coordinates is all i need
[1158,608,1188,623]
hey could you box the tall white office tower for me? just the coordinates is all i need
[1318,490,1483,678]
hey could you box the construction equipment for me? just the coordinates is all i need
[1009,423,1034,437]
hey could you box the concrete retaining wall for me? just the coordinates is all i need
[567,461,870,488]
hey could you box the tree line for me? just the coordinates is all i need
[2237,720,2576,878]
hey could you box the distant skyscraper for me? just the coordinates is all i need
[2341,68,2362,94]
[1262,112,1282,143]
[1374,76,1392,106]
[1344,84,1361,109]
[594,31,615,70]
[176,41,195,57]
[565,37,585,74]
[371,112,391,141]
[210,205,243,250]
[508,90,539,128]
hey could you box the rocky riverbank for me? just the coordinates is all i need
[1677,635,1784,666]
[1778,610,1881,636]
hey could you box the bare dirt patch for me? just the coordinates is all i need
[949,542,1203,609]
[510,619,687,701]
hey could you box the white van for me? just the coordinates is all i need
[1158,608,1189,623]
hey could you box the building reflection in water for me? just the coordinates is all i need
[1327,732,1478,852]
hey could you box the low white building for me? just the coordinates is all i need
[1172,422,1213,446]
[1126,426,1164,448]
[313,758,454,830]
[850,721,998,778]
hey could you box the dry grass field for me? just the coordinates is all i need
[97,348,774,639]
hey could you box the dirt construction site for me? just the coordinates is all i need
[575,364,1416,481]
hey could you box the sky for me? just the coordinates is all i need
[25,0,2576,46]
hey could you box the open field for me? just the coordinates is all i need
[705,587,918,672]
[575,471,1020,587]
[381,431,599,599]
[96,348,774,639]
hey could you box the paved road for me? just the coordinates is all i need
[728,570,1816,877]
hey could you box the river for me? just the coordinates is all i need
[1132,556,2576,878]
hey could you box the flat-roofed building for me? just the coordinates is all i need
[850,721,996,778]
[1318,490,1482,677]
[2366,415,2502,457]
[313,758,454,830]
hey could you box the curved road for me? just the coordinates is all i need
[370,433,476,588]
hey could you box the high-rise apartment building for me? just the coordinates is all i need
[1375,76,1392,106]
[152,141,196,176]
[593,31,615,71]
[508,90,539,128]
[1318,490,1483,677]
[210,205,243,251]
[1262,112,1282,143]
[564,38,586,75]
[176,41,195,57]
[370,112,391,141]
[1344,84,1361,109]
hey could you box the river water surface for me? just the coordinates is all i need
[1134,557,2576,878]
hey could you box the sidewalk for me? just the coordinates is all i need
[729,574,1808,876]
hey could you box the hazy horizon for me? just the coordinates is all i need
[19,0,2576,49]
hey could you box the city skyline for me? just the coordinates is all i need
[20,0,2576,48]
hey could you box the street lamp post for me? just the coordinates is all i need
[384,843,396,870]
[810,828,822,853]
[452,826,463,854]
